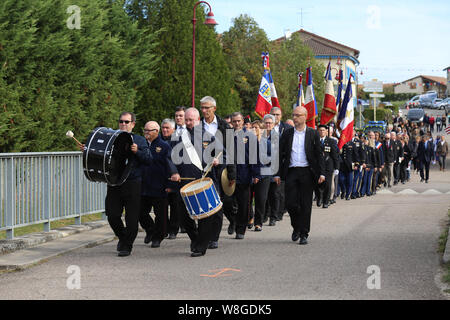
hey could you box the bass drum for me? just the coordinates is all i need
[83,127,133,186]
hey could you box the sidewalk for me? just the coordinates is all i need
[0,221,115,271]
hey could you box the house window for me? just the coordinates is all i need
[409,82,417,89]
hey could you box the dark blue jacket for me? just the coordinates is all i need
[141,135,177,198]
[128,133,153,182]
[233,129,259,185]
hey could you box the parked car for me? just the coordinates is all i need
[419,91,438,108]
[407,108,425,123]
[406,95,420,108]
[431,98,443,109]
[436,97,450,110]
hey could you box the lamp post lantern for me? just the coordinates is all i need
[192,1,218,107]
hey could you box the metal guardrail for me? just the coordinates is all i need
[0,152,107,239]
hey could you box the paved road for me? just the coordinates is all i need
[0,136,449,300]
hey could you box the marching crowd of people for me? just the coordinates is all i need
[91,98,448,258]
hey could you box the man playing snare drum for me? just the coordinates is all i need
[171,107,221,257]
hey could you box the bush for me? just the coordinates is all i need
[363,108,391,122]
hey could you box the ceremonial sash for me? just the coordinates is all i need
[181,131,203,172]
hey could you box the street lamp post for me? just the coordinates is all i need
[192,1,218,107]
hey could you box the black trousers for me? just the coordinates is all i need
[267,181,280,221]
[167,191,182,235]
[419,160,430,181]
[180,202,217,254]
[139,196,168,242]
[105,179,141,251]
[316,173,332,204]
[234,183,251,235]
[285,167,314,238]
[222,193,237,225]
[253,177,271,227]
[393,162,401,182]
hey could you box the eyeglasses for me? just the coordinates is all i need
[271,113,281,116]
[119,120,132,124]
[200,106,214,110]
[143,129,157,133]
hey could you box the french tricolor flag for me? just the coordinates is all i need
[319,62,337,125]
[255,52,280,118]
[255,69,273,118]
[304,66,317,129]
[337,74,354,150]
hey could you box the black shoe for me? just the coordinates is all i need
[116,240,122,252]
[235,234,244,240]
[208,241,218,249]
[322,203,328,209]
[168,233,176,240]
[151,240,161,248]
[254,225,262,232]
[191,251,205,257]
[269,220,276,226]
[179,227,187,233]
[118,250,131,257]
[144,232,152,244]
[299,236,308,245]
[351,194,356,199]
[316,198,322,207]
[292,231,300,242]
[425,180,428,183]
[340,193,345,199]
[345,196,351,201]
[227,222,235,235]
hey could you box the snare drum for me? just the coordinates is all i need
[180,178,223,220]
[83,127,133,186]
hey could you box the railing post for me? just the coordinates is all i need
[75,155,82,225]
[43,156,51,232]
[5,157,16,239]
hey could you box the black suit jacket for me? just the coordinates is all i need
[277,127,325,183]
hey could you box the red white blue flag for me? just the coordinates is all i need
[255,52,280,118]
[337,74,354,150]
[319,62,337,125]
[304,66,317,129]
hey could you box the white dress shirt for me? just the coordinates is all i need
[203,116,218,136]
[290,127,309,167]
[176,124,186,136]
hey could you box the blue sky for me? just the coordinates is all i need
[206,0,450,84]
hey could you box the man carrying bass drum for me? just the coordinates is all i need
[81,112,154,257]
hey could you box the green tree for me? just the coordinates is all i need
[126,0,240,128]
[0,0,159,152]
[269,33,326,120]
[221,14,270,116]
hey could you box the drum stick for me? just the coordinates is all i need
[168,177,196,181]
[66,130,83,147]
[202,151,223,179]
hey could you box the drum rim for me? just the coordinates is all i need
[190,202,223,220]
[103,129,123,186]
[180,177,213,197]
[83,127,104,183]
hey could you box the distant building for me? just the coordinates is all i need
[393,75,447,97]
[443,67,450,97]
[274,29,360,87]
